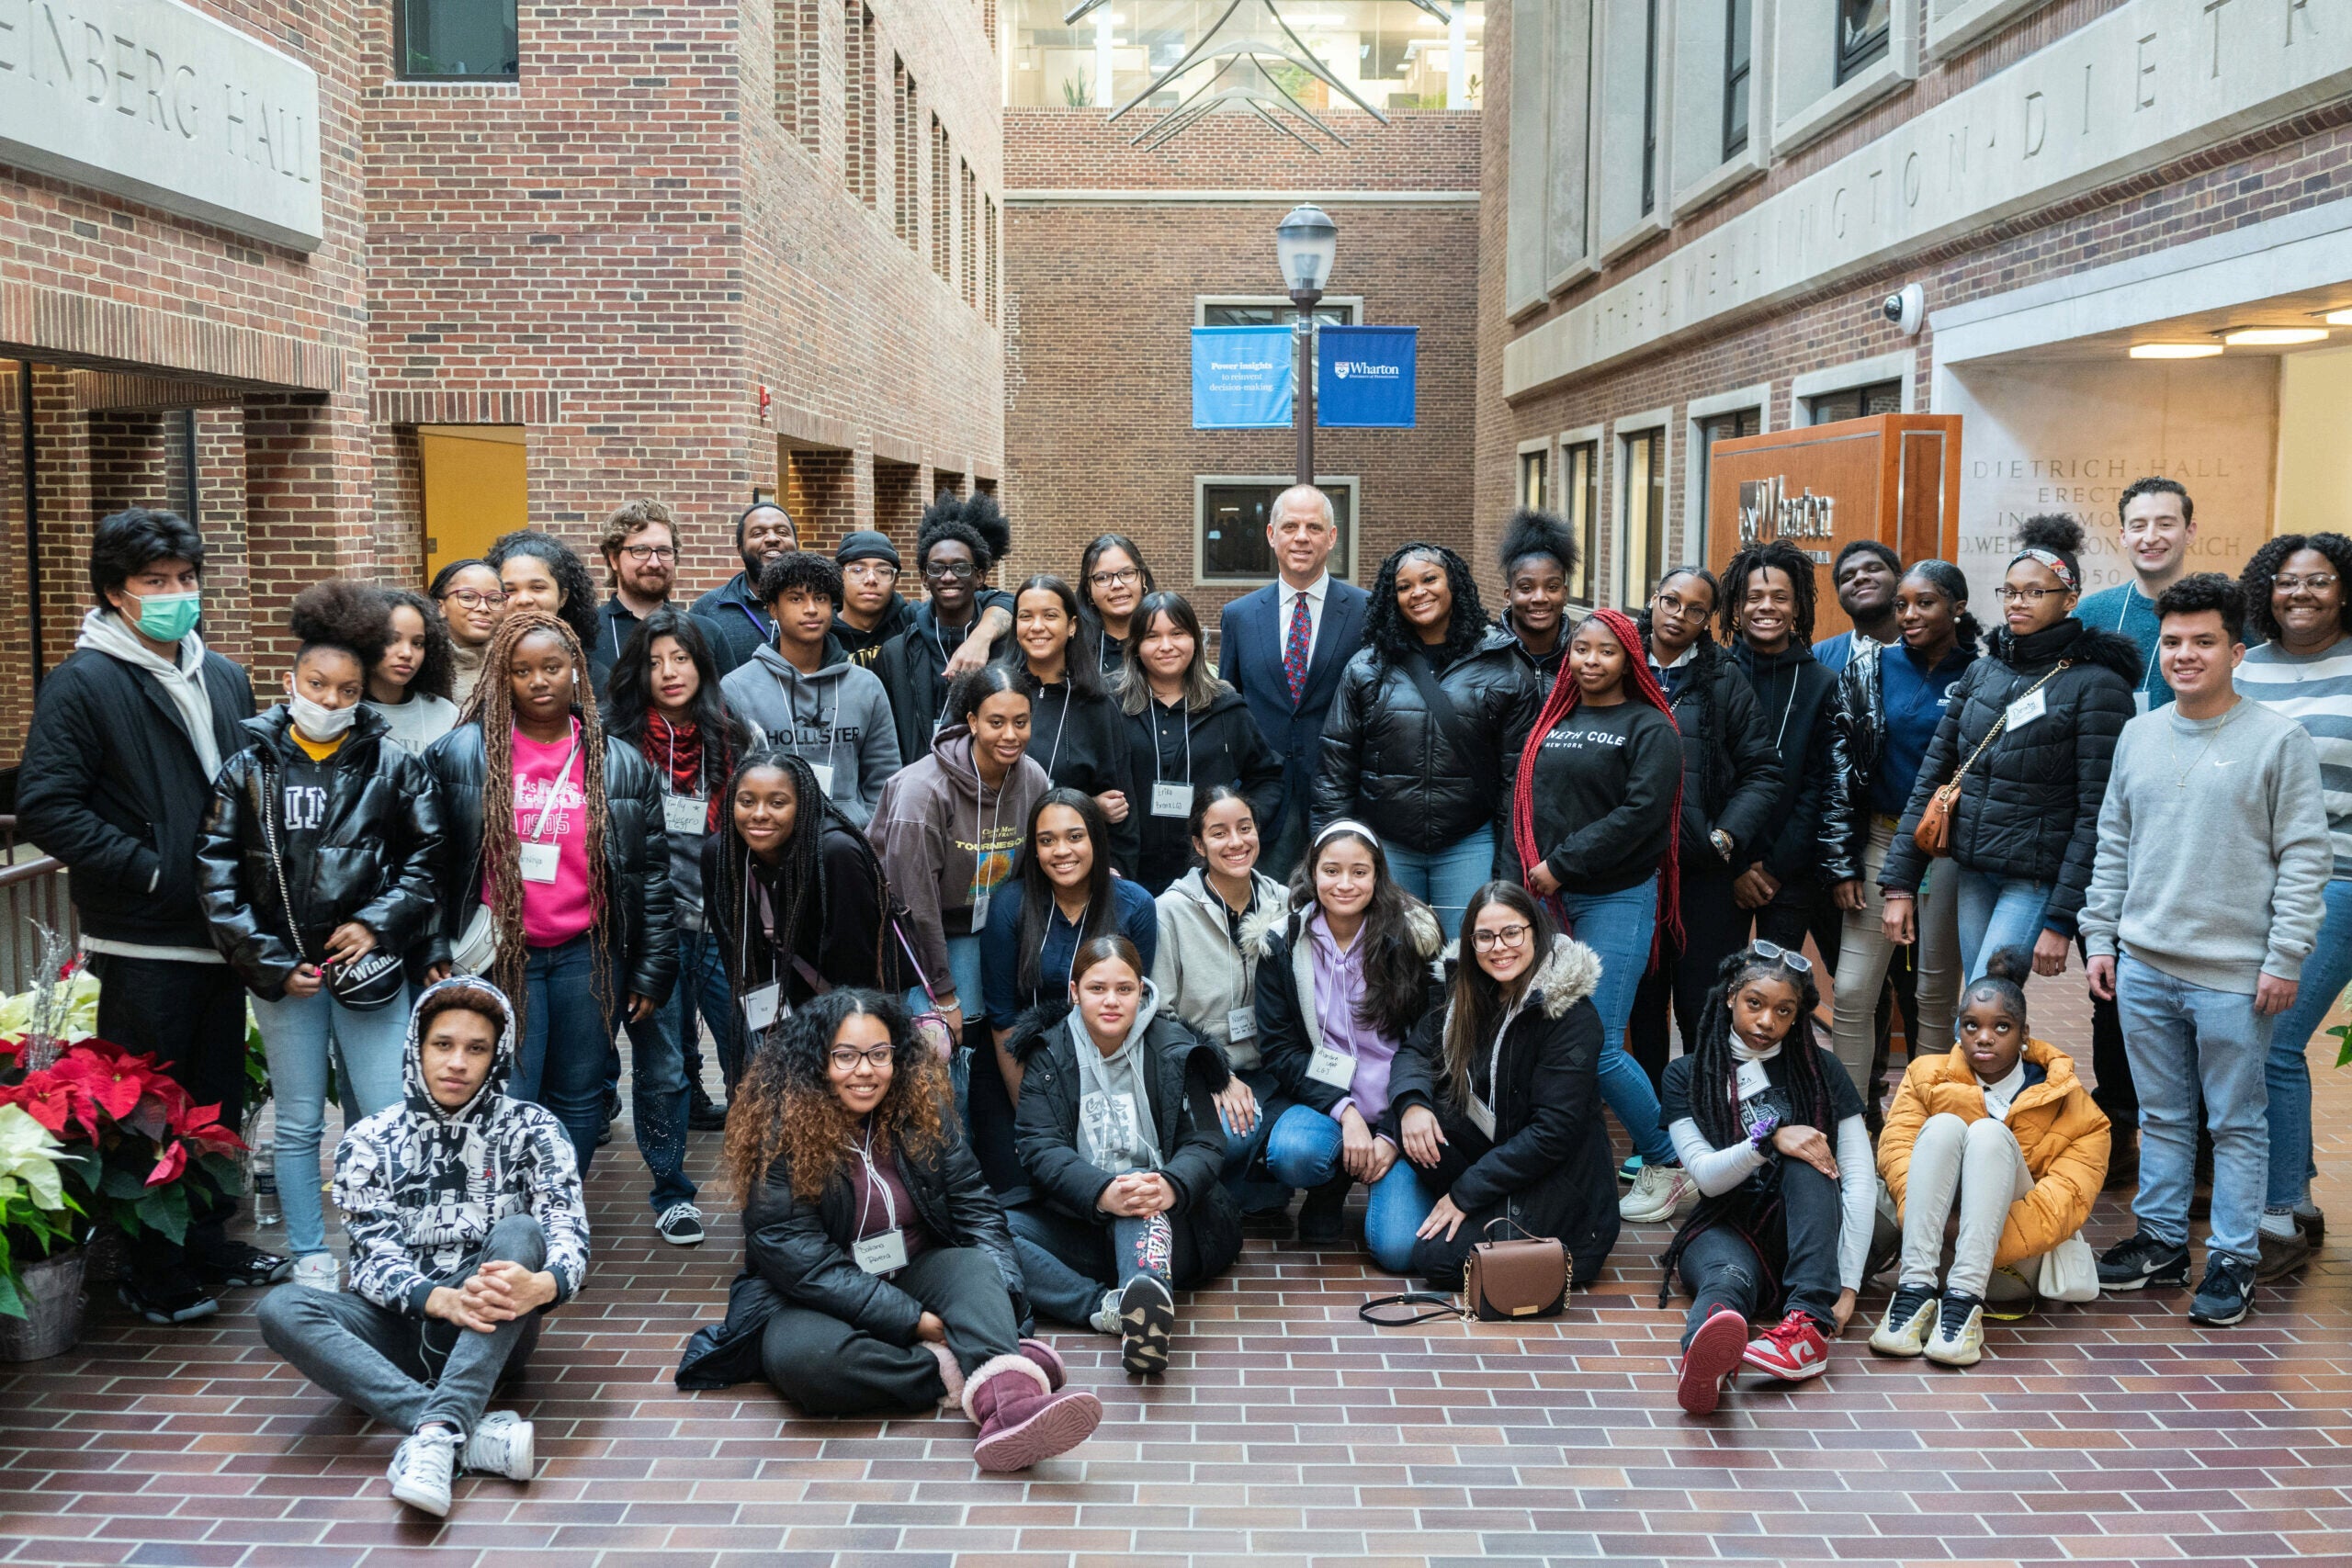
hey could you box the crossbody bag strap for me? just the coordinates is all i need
[1951,658,2070,791]
[1397,654,1497,798]
[790,953,831,997]
[1359,1291,1466,1325]
[254,752,315,971]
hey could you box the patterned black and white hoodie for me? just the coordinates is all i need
[332,978,591,1316]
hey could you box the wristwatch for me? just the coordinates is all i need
[1710,828,1735,863]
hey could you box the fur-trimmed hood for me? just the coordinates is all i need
[1242,897,1444,964]
[1436,931,1602,1022]
[1988,620,2143,684]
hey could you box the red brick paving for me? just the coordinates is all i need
[3,974,2347,1566]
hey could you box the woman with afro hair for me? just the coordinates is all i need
[1311,542,1539,940]
[1496,508,1579,684]
[198,579,449,1292]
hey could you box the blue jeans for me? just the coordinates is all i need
[1385,824,1496,942]
[1363,1159,1440,1275]
[664,926,741,1097]
[1555,876,1673,1165]
[249,985,412,1258]
[1216,1066,1295,1212]
[910,932,985,1117]
[513,936,696,1213]
[2115,954,2271,1267]
[2262,875,2349,1208]
[1258,1104,1439,1269]
[1263,1102,1344,1189]
[1006,1203,1173,1326]
[1952,865,2056,982]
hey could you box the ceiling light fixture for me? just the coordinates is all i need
[2321,310,2352,325]
[2129,343,2224,359]
[2222,326,2330,345]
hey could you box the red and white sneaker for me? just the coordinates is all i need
[1677,1306,1750,1416]
[1741,1311,1831,1381]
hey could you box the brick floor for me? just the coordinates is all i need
[3,974,2347,1567]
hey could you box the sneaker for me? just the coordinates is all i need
[387,1426,459,1517]
[2188,1254,2256,1326]
[2097,1231,2190,1292]
[1741,1311,1831,1382]
[462,1411,535,1482]
[687,1084,729,1132]
[1868,1283,1939,1358]
[199,1240,293,1290]
[1619,1154,1643,1184]
[656,1202,707,1247]
[1619,1162,1696,1224]
[117,1279,220,1325]
[1296,1178,1349,1246]
[1117,1273,1176,1376]
[1676,1306,1748,1416]
[1088,1288,1122,1336]
[1923,1292,1984,1368]
[290,1253,340,1292]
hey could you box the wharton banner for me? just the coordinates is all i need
[1192,326,1295,429]
[1317,325,1417,428]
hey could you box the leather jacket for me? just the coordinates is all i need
[1817,637,1889,885]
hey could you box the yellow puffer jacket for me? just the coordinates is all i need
[1878,1038,2111,1269]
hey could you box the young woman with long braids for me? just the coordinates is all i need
[1313,542,1537,940]
[674,991,1103,1470]
[1661,947,1874,1416]
[364,587,459,755]
[1504,609,1693,1225]
[1250,821,1445,1247]
[996,572,1138,873]
[1381,882,1620,1284]
[424,609,690,1242]
[605,607,751,1122]
[1115,591,1283,894]
[430,558,507,711]
[485,530,601,656]
[1077,533,1156,674]
[198,581,446,1292]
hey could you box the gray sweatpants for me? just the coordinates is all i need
[256,1213,549,1440]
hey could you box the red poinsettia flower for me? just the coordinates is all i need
[49,1047,150,1124]
[145,1139,187,1187]
[175,1106,245,1158]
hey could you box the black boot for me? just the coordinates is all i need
[2102,1127,2140,1191]
[1296,1177,1351,1247]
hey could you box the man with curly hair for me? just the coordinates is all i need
[719,551,902,826]
[588,499,681,697]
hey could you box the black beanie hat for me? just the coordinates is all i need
[834,530,902,570]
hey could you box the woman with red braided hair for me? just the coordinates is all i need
[1503,609,1695,1224]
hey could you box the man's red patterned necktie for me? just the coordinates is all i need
[1283,590,1311,704]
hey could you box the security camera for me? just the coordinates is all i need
[1883,283,1926,337]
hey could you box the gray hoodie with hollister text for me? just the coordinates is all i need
[719,634,903,828]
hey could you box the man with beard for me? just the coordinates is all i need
[691,501,801,676]
[590,500,681,698]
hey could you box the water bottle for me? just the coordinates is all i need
[252,1137,280,1228]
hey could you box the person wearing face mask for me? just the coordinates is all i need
[1114,592,1283,895]
[19,508,271,1325]
[198,581,449,1294]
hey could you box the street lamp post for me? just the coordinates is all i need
[1276,203,1339,488]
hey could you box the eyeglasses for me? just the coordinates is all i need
[1654,589,1711,617]
[1089,567,1142,590]
[924,560,978,581]
[441,588,508,609]
[828,1045,896,1071]
[1750,940,1815,976]
[2275,572,2340,592]
[1470,921,1532,952]
[619,545,677,564]
[1997,585,2066,604]
[844,561,899,582]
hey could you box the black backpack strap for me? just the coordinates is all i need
[1397,654,1497,801]
[1359,1291,1464,1325]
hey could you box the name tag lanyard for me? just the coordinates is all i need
[2117,590,2160,715]
[1149,698,1193,818]
[1469,990,1530,1138]
[518,727,582,882]
[780,669,842,795]
[969,771,1009,925]
[851,1125,909,1275]
[927,611,977,735]
[736,865,788,1032]
[662,724,709,833]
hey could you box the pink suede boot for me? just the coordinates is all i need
[964,1353,1102,1472]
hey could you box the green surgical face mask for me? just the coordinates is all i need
[130,589,201,645]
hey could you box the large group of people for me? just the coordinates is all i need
[15,473,2341,1512]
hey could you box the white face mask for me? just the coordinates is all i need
[288,692,358,743]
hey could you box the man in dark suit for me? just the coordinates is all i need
[1216,484,1372,879]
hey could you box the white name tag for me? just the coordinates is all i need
[519,840,560,884]
[1736,1057,1771,1100]
[2006,688,2048,731]
[2133,690,2153,716]
[809,761,836,797]
[1465,1095,1496,1140]
[662,793,707,835]
[1226,1007,1258,1043]
[1306,1042,1355,1089]
[741,982,783,1032]
[1150,781,1192,818]
[969,888,989,927]
[852,1228,909,1275]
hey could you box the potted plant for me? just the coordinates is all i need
[0,1102,81,1358]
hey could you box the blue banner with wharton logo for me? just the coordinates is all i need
[1192,326,1295,429]
[1317,324,1417,428]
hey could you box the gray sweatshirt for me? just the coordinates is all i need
[2079,696,2332,993]
[1150,868,1289,1070]
[720,637,902,827]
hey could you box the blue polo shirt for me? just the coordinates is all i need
[1871,640,1975,818]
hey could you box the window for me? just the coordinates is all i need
[1694,407,1762,548]
[1723,0,1751,159]
[932,118,951,281]
[398,0,517,79]
[1618,428,1668,606]
[1520,447,1550,511]
[846,5,876,204]
[1562,441,1600,605]
[1640,0,1661,216]
[778,0,821,147]
[1836,0,1890,82]
[894,62,917,248]
[961,162,978,306]
[1196,479,1357,582]
[1806,378,1902,423]
[984,197,999,324]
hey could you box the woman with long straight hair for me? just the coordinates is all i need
[423,609,692,1241]
[605,607,751,1120]
[996,572,1137,873]
[364,587,459,756]
[1382,882,1619,1284]
[675,990,1103,1470]
[1314,542,1536,940]
[1077,533,1156,674]
[1115,591,1283,894]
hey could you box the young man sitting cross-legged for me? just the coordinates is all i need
[257,978,590,1517]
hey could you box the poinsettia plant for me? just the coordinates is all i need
[0,1102,81,1317]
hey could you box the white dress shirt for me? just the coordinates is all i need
[1277,570,1332,672]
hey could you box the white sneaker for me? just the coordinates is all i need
[1619,1162,1696,1224]
[388,1427,459,1517]
[1089,1288,1122,1335]
[463,1411,536,1481]
[291,1253,340,1292]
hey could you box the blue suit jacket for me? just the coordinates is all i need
[1217,577,1372,817]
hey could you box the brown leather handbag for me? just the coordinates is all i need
[1359,1218,1570,1325]
[1912,661,2069,858]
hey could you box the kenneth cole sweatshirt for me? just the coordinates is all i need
[1507,699,1683,896]
[720,635,903,828]
[2079,697,2332,993]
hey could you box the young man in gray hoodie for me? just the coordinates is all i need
[718,551,902,827]
[2081,574,2331,1327]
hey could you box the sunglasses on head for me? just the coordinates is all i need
[1750,940,1814,976]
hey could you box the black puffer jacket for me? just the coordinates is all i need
[1817,636,1891,885]
[1385,935,1619,1287]
[1642,627,1783,868]
[423,716,678,1002]
[1727,639,1838,885]
[1312,625,1539,852]
[673,1103,1024,1388]
[1010,993,1242,1288]
[1880,620,2140,934]
[196,706,447,998]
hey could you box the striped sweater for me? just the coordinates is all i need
[2238,636,2352,877]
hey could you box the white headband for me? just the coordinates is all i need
[1313,818,1382,852]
